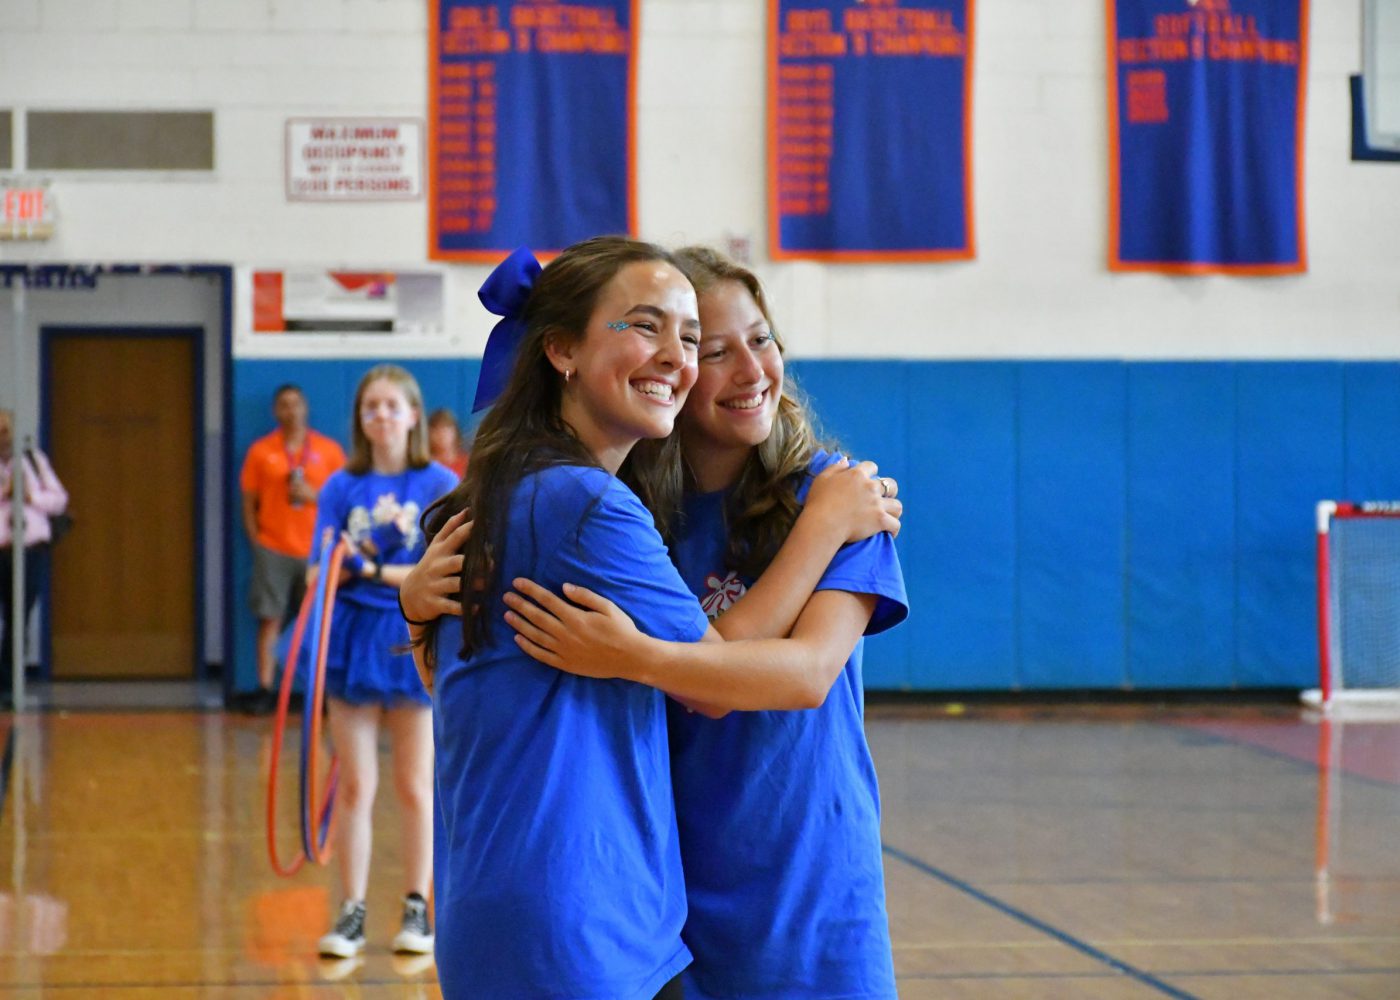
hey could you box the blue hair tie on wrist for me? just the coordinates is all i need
[340,547,366,577]
[473,247,543,413]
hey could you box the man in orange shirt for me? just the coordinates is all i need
[238,385,345,714]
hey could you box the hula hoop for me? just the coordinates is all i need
[265,577,313,877]
[301,538,345,864]
[265,529,343,877]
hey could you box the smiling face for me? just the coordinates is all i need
[678,279,784,483]
[549,260,700,473]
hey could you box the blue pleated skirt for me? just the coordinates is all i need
[322,599,430,708]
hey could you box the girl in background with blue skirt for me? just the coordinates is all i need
[311,364,457,960]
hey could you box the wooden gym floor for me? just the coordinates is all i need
[0,697,1396,998]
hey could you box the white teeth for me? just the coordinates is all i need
[722,392,765,410]
[633,380,673,401]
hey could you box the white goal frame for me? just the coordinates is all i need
[1307,500,1400,715]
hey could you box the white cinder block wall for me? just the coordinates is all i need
[0,0,1396,360]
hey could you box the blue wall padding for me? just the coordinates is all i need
[1234,363,1345,688]
[899,363,1018,690]
[1126,364,1237,688]
[1343,363,1400,497]
[1017,364,1127,689]
[229,358,1400,693]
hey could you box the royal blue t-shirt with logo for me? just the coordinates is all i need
[432,464,709,1000]
[668,450,908,1000]
[311,462,458,609]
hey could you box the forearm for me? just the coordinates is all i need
[29,483,67,516]
[241,494,260,544]
[712,510,844,641]
[633,633,837,712]
[408,622,433,693]
[336,561,409,589]
[379,563,413,588]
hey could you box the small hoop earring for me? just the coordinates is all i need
[564,368,573,383]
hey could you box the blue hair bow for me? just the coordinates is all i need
[473,247,543,413]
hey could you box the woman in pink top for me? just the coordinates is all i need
[0,408,70,685]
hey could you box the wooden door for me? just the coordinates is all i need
[48,334,197,678]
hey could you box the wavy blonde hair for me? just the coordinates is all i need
[668,246,832,578]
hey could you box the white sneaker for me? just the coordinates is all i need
[392,893,434,954]
[318,900,366,958]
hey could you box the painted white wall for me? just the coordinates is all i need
[0,0,1395,361]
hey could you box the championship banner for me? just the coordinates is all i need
[429,1,636,262]
[768,0,975,262]
[1108,0,1309,274]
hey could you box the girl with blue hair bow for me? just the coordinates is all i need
[409,236,898,999]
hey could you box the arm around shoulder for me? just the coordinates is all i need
[504,579,875,713]
[639,590,877,711]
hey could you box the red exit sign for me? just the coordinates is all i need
[1,185,54,239]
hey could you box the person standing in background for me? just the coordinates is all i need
[311,364,456,960]
[427,408,469,479]
[0,407,69,695]
[238,384,345,715]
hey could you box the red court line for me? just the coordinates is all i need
[1173,718,1400,786]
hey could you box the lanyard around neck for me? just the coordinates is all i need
[284,433,311,470]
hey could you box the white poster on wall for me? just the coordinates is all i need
[232,266,459,358]
[285,118,424,201]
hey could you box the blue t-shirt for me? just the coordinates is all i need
[311,462,457,609]
[433,464,710,1000]
[668,450,909,1000]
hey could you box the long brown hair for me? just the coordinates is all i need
[344,364,432,474]
[670,246,831,579]
[416,236,689,686]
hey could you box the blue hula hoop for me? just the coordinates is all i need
[300,539,337,861]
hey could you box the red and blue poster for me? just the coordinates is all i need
[768,1,975,262]
[1108,0,1309,274]
[429,1,636,262]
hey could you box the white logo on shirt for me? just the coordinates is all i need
[346,493,421,552]
[700,570,747,620]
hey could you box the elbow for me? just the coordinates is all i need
[673,697,729,719]
[796,675,832,711]
[796,654,846,710]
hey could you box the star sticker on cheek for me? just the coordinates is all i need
[605,321,632,331]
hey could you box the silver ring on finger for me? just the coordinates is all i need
[878,477,891,498]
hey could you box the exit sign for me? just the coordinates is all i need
[1,183,54,240]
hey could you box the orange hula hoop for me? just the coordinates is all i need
[265,577,313,877]
[265,529,344,877]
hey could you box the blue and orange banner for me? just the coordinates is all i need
[768,1,975,262]
[429,1,637,262]
[1107,0,1309,274]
